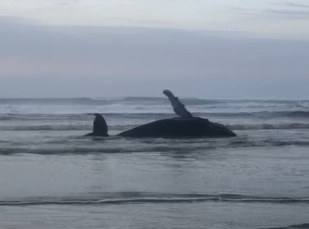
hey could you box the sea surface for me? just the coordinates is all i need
[0,97,309,229]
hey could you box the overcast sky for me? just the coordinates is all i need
[1,0,309,99]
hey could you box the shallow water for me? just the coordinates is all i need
[0,98,309,229]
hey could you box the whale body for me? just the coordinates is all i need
[118,117,236,138]
[86,114,236,138]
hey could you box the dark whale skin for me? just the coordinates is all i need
[117,117,236,138]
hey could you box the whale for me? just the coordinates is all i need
[86,113,236,138]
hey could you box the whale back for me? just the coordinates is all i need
[118,117,236,138]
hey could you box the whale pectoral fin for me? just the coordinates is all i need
[163,89,193,118]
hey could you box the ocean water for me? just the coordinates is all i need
[1,97,309,229]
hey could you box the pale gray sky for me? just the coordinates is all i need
[1,0,309,99]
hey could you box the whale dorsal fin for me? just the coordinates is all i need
[92,113,108,137]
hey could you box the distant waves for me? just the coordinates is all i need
[0,97,308,116]
[1,110,309,120]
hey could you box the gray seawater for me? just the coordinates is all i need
[1,98,309,229]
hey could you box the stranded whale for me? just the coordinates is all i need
[86,114,236,138]
[85,90,236,138]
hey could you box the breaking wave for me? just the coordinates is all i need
[260,223,309,229]
[228,123,309,130]
[0,113,174,121]
[1,193,308,206]
[1,111,309,120]
[1,122,309,132]
[203,111,309,119]
[1,137,309,155]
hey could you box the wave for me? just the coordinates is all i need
[260,223,309,229]
[0,98,115,106]
[1,138,309,155]
[0,97,308,118]
[0,125,90,131]
[0,124,135,131]
[195,111,309,119]
[1,193,308,206]
[228,123,309,130]
[1,122,309,132]
[272,111,309,118]
[201,111,309,119]
[0,145,216,155]
[1,97,308,105]
[0,113,176,121]
[0,97,227,106]
[1,111,309,120]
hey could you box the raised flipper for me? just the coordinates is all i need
[163,90,193,118]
